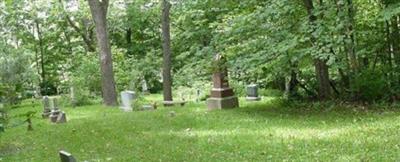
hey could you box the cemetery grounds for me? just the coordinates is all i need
[1,94,400,161]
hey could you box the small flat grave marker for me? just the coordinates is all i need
[59,150,77,162]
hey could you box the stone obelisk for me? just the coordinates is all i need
[207,54,239,110]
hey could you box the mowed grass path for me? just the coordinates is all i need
[1,96,400,161]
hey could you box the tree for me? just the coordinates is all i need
[303,0,332,100]
[88,0,118,106]
[162,0,173,103]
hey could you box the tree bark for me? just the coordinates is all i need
[346,0,358,72]
[303,0,332,100]
[88,0,118,106]
[59,0,96,52]
[391,16,400,65]
[126,28,133,56]
[162,0,173,102]
[35,21,45,89]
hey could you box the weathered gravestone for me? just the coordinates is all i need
[42,96,51,118]
[246,84,261,101]
[0,103,4,132]
[59,150,77,162]
[56,112,67,123]
[49,110,67,124]
[207,54,239,110]
[70,87,77,107]
[142,79,150,95]
[142,105,155,111]
[196,89,201,102]
[120,91,136,111]
[51,97,59,110]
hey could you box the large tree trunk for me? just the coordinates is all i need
[162,0,173,102]
[88,0,118,106]
[392,16,400,66]
[303,0,332,100]
[126,28,132,56]
[346,0,358,72]
[35,20,46,95]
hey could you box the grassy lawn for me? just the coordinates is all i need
[1,95,400,161]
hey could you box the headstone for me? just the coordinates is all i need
[142,105,155,111]
[49,110,67,124]
[56,112,67,123]
[141,79,150,95]
[246,84,261,101]
[59,150,77,162]
[49,110,61,123]
[196,89,201,102]
[50,97,59,110]
[70,87,77,107]
[34,86,40,98]
[207,54,239,110]
[120,91,136,111]
[42,96,51,118]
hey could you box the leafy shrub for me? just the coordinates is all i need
[351,69,388,102]
[173,81,212,101]
[0,104,8,133]
[259,88,284,97]
[230,80,246,97]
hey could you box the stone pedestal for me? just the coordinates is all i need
[207,95,238,110]
[56,112,67,123]
[49,110,67,123]
[207,55,239,110]
[120,91,136,111]
[49,110,61,123]
[246,84,261,101]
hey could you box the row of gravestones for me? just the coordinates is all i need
[42,96,67,124]
[119,83,261,112]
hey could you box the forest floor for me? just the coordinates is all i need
[1,94,400,161]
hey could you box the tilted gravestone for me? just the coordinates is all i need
[246,84,261,101]
[49,110,67,124]
[42,96,51,118]
[56,112,67,123]
[120,91,136,111]
[207,54,239,110]
[59,150,77,162]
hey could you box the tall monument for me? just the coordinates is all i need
[207,54,239,110]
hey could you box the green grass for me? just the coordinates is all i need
[1,95,400,161]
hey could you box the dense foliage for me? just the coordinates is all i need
[0,0,399,103]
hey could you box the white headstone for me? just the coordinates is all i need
[120,91,136,111]
[141,79,149,94]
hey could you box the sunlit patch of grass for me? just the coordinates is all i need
[1,95,400,161]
